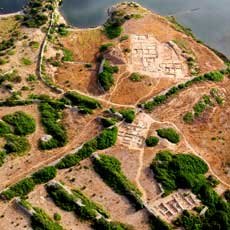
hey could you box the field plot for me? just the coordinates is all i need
[130,34,188,79]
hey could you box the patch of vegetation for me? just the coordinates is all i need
[64,91,101,113]
[56,127,118,169]
[99,43,113,52]
[53,213,61,221]
[4,134,30,155]
[146,136,159,147]
[21,57,32,66]
[39,102,67,150]
[62,48,74,62]
[72,189,110,218]
[143,70,225,111]
[98,60,118,91]
[32,166,57,184]
[26,74,37,82]
[47,183,104,222]
[150,215,172,230]
[100,117,116,128]
[129,72,142,82]
[0,151,6,167]
[120,35,129,41]
[93,154,144,210]
[157,128,180,144]
[22,0,52,28]
[151,150,209,195]
[183,112,194,124]
[3,111,36,136]
[56,23,69,36]
[31,207,63,230]
[0,38,14,52]
[119,109,135,123]
[29,41,40,49]
[224,190,230,202]
[1,178,35,200]
[0,121,12,136]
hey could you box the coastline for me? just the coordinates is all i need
[0,11,23,18]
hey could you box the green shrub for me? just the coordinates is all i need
[39,102,67,150]
[151,150,208,195]
[96,127,118,150]
[101,117,116,128]
[64,91,101,109]
[93,218,133,230]
[4,134,30,155]
[53,213,61,221]
[56,127,118,169]
[129,73,142,82]
[99,43,113,52]
[1,178,35,200]
[224,190,230,202]
[62,48,74,62]
[145,136,159,147]
[157,128,180,144]
[93,154,144,210]
[119,109,135,123]
[3,111,36,136]
[150,215,172,230]
[98,60,118,91]
[183,112,194,123]
[104,23,122,39]
[0,150,6,167]
[72,189,109,218]
[31,207,63,230]
[21,57,32,65]
[26,74,37,82]
[32,166,57,184]
[0,121,12,136]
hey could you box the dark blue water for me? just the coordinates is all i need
[1,0,230,58]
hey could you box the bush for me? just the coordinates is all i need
[53,213,61,221]
[151,150,209,195]
[1,178,35,200]
[39,102,67,150]
[96,127,118,150]
[98,60,118,91]
[4,134,30,155]
[93,154,144,210]
[31,207,63,230]
[157,128,180,144]
[64,91,101,109]
[3,111,36,136]
[129,72,142,82]
[93,218,133,230]
[146,136,159,147]
[0,150,6,167]
[0,121,12,136]
[21,57,32,65]
[62,48,74,62]
[56,127,118,169]
[183,112,194,123]
[99,43,113,52]
[101,117,116,128]
[32,166,57,184]
[104,23,122,39]
[119,109,135,123]
[224,190,230,202]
